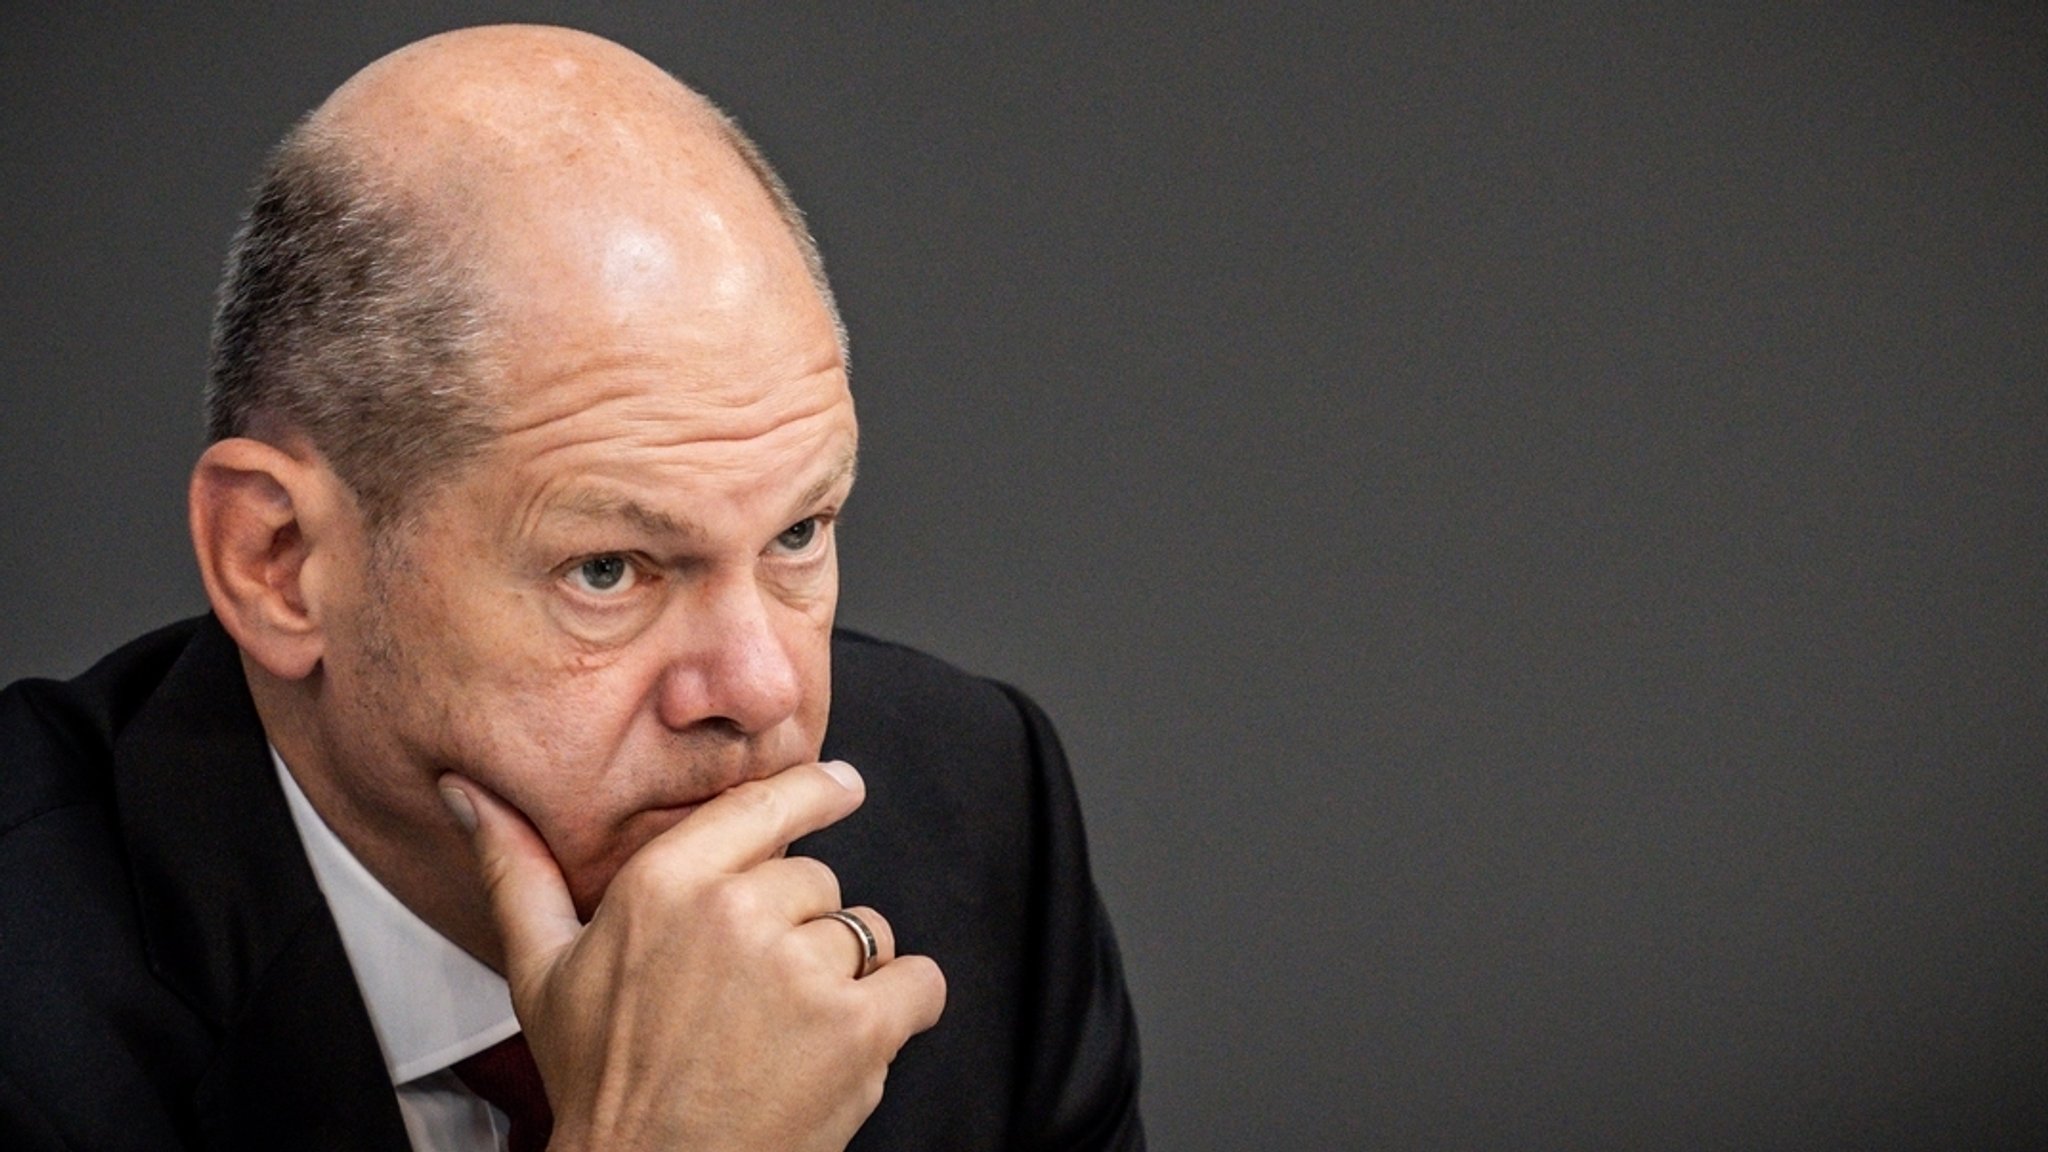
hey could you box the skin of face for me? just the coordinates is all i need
[263,31,858,953]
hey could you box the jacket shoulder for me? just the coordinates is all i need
[0,617,204,835]
[0,618,215,1150]
[828,628,1040,746]
[824,629,1064,844]
[820,631,1145,1152]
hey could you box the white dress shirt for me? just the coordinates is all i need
[274,750,521,1152]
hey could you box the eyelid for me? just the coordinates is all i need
[559,551,653,598]
[772,512,834,555]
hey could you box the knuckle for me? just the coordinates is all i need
[788,853,840,899]
[475,851,529,909]
[700,876,768,928]
[848,994,892,1050]
[857,1069,887,1116]
[475,850,515,894]
[606,848,684,910]
[906,956,949,1012]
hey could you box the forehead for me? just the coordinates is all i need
[476,311,855,524]
[479,160,845,423]
[435,360,854,564]
[394,74,857,504]
[469,249,854,542]
[492,350,855,480]
[482,254,851,475]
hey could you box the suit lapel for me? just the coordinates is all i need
[113,616,411,1152]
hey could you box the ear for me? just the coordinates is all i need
[189,437,360,681]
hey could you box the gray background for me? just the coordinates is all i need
[4,4,2045,1149]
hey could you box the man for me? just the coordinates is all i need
[0,25,1141,1152]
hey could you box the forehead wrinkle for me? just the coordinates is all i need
[495,379,847,463]
[512,423,854,549]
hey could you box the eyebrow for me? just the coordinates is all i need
[543,446,858,541]
[791,447,859,520]
[548,492,706,540]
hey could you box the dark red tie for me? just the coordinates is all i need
[452,1033,555,1152]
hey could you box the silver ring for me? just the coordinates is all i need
[812,909,880,979]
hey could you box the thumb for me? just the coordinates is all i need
[440,774,582,994]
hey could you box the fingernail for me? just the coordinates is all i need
[439,783,477,832]
[819,760,862,791]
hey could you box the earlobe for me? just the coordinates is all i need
[189,437,347,681]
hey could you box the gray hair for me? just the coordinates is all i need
[206,96,844,529]
[206,118,497,528]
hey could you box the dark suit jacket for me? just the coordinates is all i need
[0,615,1142,1151]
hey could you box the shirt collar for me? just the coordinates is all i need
[272,748,520,1085]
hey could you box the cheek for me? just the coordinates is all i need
[791,610,836,747]
[458,656,648,785]
[373,600,643,801]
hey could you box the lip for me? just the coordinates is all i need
[559,799,714,918]
[629,799,707,833]
[578,758,808,865]
[644,800,705,823]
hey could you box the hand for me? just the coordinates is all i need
[440,762,948,1152]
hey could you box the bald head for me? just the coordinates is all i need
[318,26,725,184]
[207,25,841,525]
[311,25,836,307]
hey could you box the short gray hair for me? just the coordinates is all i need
[206,118,498,527]
[206,96,844,528]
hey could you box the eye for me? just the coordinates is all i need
[567,554,636,595]
[776,517,821,553]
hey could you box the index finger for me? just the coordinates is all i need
[648,759,866,875]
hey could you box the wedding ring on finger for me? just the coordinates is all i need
[811,908,881,979]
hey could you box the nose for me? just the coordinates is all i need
[654,570,806,736]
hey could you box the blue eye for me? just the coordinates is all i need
[573,555,632,593]
[777,518,819,551]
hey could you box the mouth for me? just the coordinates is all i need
[555,796,716,916]
[618,796,711,845]
[548,751,815,914]
[639,799,706,826]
